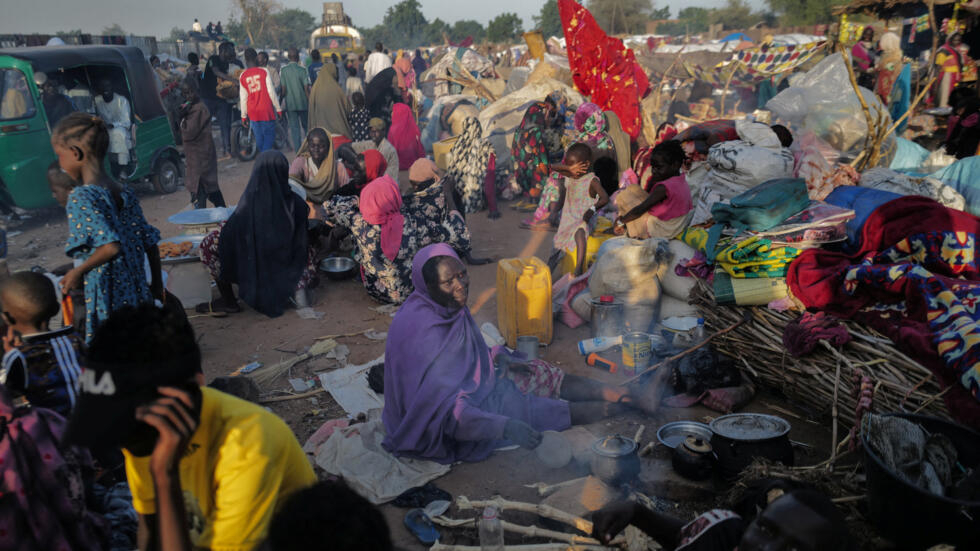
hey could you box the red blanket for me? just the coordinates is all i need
[558,0,650,140]
[788,196,980,427]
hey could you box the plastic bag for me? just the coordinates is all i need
[589,238,669,306]
[766,53,896,166]
[860,167,966,211]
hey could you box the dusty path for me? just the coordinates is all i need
[5,152,831,550]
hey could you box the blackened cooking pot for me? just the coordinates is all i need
[710,413,793,480]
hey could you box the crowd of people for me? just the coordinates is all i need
[15,17,980,549]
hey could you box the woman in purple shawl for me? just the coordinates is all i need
[382,244,668,464]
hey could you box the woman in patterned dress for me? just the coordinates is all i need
[510,98,562,206]
[325,175,475,304]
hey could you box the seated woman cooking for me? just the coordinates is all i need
[382,244,670,464]
[198,151,318,316]
[325,169,480,304]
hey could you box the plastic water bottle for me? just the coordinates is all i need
[578,335,623,355]
[479,505,505,551]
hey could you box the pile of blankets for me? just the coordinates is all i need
[788,194,980,426]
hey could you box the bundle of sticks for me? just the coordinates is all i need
[691,279,952,431]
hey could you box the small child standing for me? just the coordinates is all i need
[349,91,371,142]
[52,113,163,342]
[615,139,692,239]
[553,143,609,276]
[0,271,84,417]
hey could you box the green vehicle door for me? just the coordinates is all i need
[0,60,55,209]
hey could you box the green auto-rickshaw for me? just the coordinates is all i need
[0,45,183,209]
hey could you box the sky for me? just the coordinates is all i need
[0,0,756,39]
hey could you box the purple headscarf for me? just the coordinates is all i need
[381,243,506,463]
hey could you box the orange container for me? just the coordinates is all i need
[496,257,553,348]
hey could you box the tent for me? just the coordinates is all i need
[721,32,753,43]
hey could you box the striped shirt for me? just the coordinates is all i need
[1,327,84,416]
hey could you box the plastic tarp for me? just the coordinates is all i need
[931,156,980,216]
[859,167,966,212]
[766,53,896,167]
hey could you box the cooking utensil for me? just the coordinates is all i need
[671,436,715,481]
[863,413,980,550]
[590,434,640,486]
[516,335,539,360]
[657,421,713,449]
[158,235,205,265]
[319,256,358,281]
[536,431,572,469]
[710,413,793,479]
[167,206,236,226]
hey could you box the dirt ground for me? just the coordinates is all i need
[5,150,836,550]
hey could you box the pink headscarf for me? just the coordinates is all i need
[387,103,426,170]
[359,175,404,261]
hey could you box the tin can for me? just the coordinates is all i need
[621,332,651,374]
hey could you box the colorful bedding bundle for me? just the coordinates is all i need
[680,227,800,279]
[788,196,980,425]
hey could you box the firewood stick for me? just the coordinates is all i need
[430,516,606,547]
[456,496,594,535]
[431,543,613,551]
[623,312,752,385]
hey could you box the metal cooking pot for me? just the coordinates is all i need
[710,413,793,480]
[672,436,716,481]
[590,434,641,486]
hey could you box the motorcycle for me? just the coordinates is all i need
[230,105,291,162]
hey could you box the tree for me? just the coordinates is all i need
[233,0,279,47]
[102,23,127,36]
[224,17,248,45]
[657,7,709,35]
[381,0,429,48]
[423,18,450,46]
[168,27,187,42]
[450,20,486,44]
[586,0,652,35]
[269,8,316,49]
[55,29,83,38]
[708,0,758,31]
[533,0,563,39]
[766,0,841,26]
[487,13,524,44]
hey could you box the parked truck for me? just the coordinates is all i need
[310,2,363,59]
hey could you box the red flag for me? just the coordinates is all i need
[558,0,650,139]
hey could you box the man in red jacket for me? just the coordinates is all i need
[239,48,282,153]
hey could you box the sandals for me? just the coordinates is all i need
[404,509,440,545]
[194,301,240,316]
[520,218,557,232]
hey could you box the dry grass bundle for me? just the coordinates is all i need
[691,280,952,432]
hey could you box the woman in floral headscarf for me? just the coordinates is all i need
[510,95,566,208]
[521,103,614,230]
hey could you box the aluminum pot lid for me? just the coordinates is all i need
[592,434,637,457]
[710,413,791,442]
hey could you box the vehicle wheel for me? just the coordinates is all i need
[232,124,257,162]
[152,158,180,194]
[274,121,290,151]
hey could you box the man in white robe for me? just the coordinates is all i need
[94,78,132,166]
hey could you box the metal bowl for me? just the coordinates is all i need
[319,256,358,281]
[657,421,714,449]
